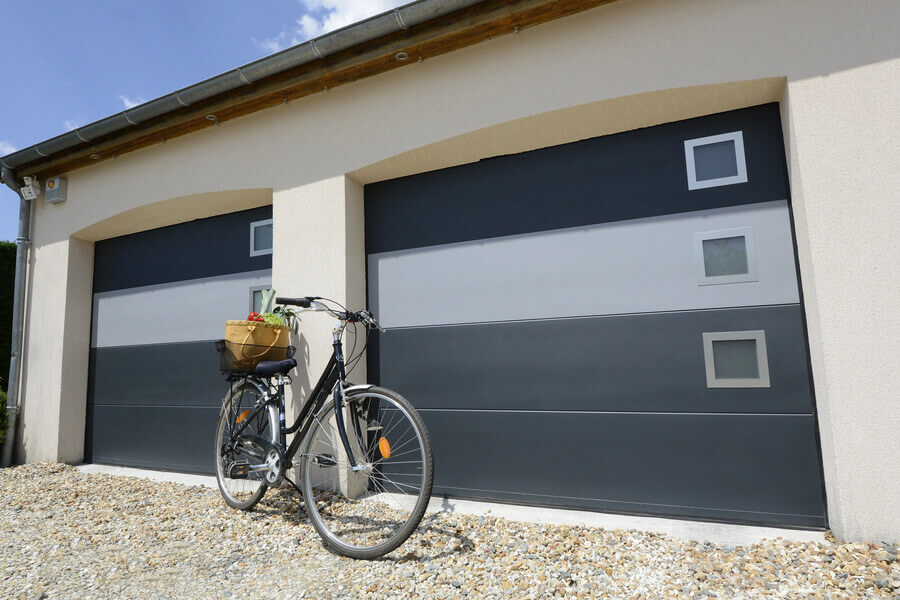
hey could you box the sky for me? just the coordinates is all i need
[0,0,406,242]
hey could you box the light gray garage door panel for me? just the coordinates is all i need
[92,270,271,348]
[369,201,798,328]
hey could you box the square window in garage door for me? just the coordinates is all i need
[249,285,273,313]
[250,219,273,256]
[702,330,771,388]
[693,226,758,285]
[684,131,748,190]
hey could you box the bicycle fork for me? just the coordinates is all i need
[332,338,369,471]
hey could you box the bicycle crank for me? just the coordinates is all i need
[235,434,286,487]
[263,447,286,486]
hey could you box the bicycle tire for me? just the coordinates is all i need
[214,379,277,510]
[300,386,434,559]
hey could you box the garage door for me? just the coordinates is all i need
[86,206,273,473]
[365,104,827,527]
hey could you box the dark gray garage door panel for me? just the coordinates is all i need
[90,342,224,408]
[93,205,273,292]
[423,411,826,527]
[373,305,814,414]
[87,342,226,473]
[366,104,789,254]
[90,406,218,473]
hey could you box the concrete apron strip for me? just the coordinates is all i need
[77,463,219,489]
[76,464,826,547]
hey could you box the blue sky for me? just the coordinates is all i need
[0,0,405,242]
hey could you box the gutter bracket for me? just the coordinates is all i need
[395,8,410,30]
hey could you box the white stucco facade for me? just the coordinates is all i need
[10,0,898,541]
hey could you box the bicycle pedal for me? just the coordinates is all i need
[229,462,250,478]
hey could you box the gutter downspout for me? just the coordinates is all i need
[1,165,31,468]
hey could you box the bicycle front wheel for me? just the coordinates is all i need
[300,386,434,559]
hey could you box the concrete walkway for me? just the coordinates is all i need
[76,463,826,547]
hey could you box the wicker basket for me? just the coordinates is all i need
[220,320,290,373]
[225,319,289,347]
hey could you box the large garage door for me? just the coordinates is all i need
[86,206,273,473]
[365,104,827,527]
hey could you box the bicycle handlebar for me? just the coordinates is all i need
[275,296,383,331]
[275,296,318,308]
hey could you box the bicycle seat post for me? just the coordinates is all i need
[275,373,287,445]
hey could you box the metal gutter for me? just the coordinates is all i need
[0,0,484,171]
[0,166,32,467]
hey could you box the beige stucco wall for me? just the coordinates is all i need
[13,0,898,541]
[780,62,899,542]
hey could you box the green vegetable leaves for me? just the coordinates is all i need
[261,312,286,325]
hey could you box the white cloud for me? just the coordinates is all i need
[255,0,407,54]
[253,31,299,53]
[119,95,146,109]
[0,141,16,156]
[63,119,83,131]
[295,14,322,40]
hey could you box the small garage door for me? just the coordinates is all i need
[86,206,273,473]
[365,104,827,527]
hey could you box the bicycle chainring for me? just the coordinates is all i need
[264,447,286,487]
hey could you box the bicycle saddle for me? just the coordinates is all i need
[254,358,297,378]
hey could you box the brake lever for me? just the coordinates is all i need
[359,310,384,332]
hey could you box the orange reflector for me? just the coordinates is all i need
[235,409,252,424]
[378,437,392,459]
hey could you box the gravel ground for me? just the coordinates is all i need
[0,463,897,600]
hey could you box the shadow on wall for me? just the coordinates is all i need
[72,188,274,245]
[291,332,313,404]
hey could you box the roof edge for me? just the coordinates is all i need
[0,0,483,171]
[4,0,619,179]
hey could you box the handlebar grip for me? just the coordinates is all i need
[276,296,311,308]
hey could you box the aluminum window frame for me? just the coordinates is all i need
[684,131,748,190]
[249,218,274,257]
[693,226,759,286]
[248,284,272,313]
[702,330,770,388]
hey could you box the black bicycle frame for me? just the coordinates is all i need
[279,339,360,468]
[226,335,366,476]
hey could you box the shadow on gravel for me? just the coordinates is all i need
[254,487,311,526]
[382,510,476,563]
[253,488,475,562]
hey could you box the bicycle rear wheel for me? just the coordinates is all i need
[300,386,433,559]
[214,380,278,510]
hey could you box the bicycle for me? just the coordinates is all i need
[213,296,434,559]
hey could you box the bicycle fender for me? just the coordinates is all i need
[342,384,374,395]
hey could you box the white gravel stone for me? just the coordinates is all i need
[0,463,896,599]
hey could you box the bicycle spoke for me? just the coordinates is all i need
[302,390,432,557]
[371,473,421,492]
[215,382,272,509]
